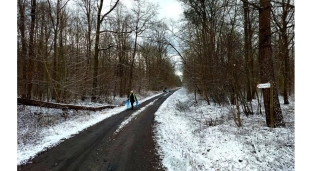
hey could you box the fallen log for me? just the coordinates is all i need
[17,98,118,111]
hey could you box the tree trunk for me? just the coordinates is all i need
[259,0,284,127]
[282,0,290,104]
[243,0,253,102]
[129,30,138,92]
[47,0,60,101]
[18,0,27,99]
[92,0,120,101]
[92,20,100,102]
[26,0,36,99]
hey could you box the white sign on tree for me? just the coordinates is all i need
[257,82,271,89]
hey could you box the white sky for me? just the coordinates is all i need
[16,88,296,171]
[120,0,183,21]
[155,0,183,21]
[68,0,183,22]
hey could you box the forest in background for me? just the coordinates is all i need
[17,0,294,128]
[17,0,182,104]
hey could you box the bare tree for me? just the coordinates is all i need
[77,0,97,101]
[259,0,284,127]
[271,0,294,104]
[111,4,132,96]
[147,21,169,90]
[91,0,120,102]
[242,0,254,102]
[128,0,158,91]
[25,0,37,99]
[36,1,53,101]
[17,0,180,104]
[18,0,27,99]
[47,0,70,102]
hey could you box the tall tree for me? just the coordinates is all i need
[112,4,131,96]
[36,1,52,101]
[259,0,284,127]
[92,0,120,102]
[77,0,96,100]
[148,21,169,90]
[47,0,70,102]
[18,0,27,99]
[271,0,294,104]
[26,0,37,99]
[128,0,157,91]
[242,0,254,102]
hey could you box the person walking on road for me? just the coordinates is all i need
[127,90,137,110]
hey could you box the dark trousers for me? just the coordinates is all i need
[130,101,134,110]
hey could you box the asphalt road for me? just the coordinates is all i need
[18,90,176,171]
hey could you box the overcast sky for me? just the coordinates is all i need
[155,0,183,21]
[120,0,183,21]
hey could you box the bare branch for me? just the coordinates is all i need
[100,0,120,23]
[240,0,261,10]
[165,39,186,65]
[60,0,70,10]
[271,0,294,8]
[99,30,132,34]
[98,45,114,51]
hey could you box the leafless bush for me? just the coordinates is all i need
[204,118,217,126]
[104,96,113,104]
[17,106,40,145]
[175,100,192,112]
[37,114,55,126]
